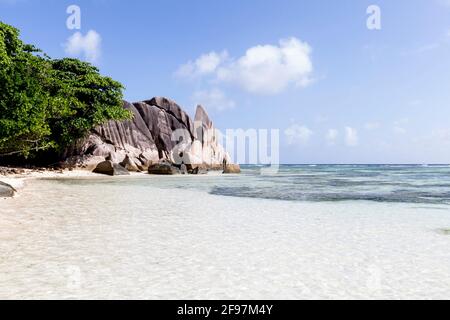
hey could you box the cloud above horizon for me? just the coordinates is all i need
[345,127,359,147]
[326,129,339,145]
[64,30,101,64]
[285,124,313,145]
[176,37,314,95]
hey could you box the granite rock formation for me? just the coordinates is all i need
[64,97,238,174]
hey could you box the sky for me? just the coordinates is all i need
[1,0,450,164]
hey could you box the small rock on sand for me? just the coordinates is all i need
[0,181,16,197]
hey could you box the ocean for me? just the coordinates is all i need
[215,164,450,204]
[1,165,450,299]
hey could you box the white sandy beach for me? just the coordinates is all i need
[0,170,101,191]
[1,174,450,300]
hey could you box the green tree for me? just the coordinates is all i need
[0,22,53,157]
[0,22,131,159]
[47,58,130,147]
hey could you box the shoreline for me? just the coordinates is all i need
[0,168,100,193]
[0,166,229,196]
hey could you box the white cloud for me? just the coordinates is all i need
[345,127,359,147]
[176,37,314,95]
[285,124,313,145]
[176,51,228,79]
[325,129,339,145]
[218,38,313,94]
[64,30,102,63]
[192,88,235,111]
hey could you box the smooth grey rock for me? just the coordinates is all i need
[133,102,178,158]
[194,105,213,142]
[0,181,16,197]
[95,101,158,154]
[120,155,140,172]
[180,164,188,175]
[223,164,241,174]
[136,157,153,172]
[146,97,194,138]
[189,166,208,175]
[93,161,130,176]
[148,161,180,175]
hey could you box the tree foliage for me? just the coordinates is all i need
[0,22,131,158]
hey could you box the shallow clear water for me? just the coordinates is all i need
[34,164,450,205]
[211,164,450,204]
[1,165,450,299]
[48,164,450,205]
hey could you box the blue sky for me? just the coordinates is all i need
[1,0,450,163]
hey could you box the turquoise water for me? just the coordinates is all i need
[212,164,450,204]
[52,164,450,205]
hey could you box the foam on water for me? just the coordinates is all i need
[1,165,450,299]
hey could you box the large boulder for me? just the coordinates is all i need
[93,161,130,176]
[120,155,140,172]
[148,160,180,175]
[189,166,208,175]
[0,181,16,197]
[223,164,241,174]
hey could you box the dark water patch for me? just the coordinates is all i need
[209,186,450,204]
[413,206,450,211]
